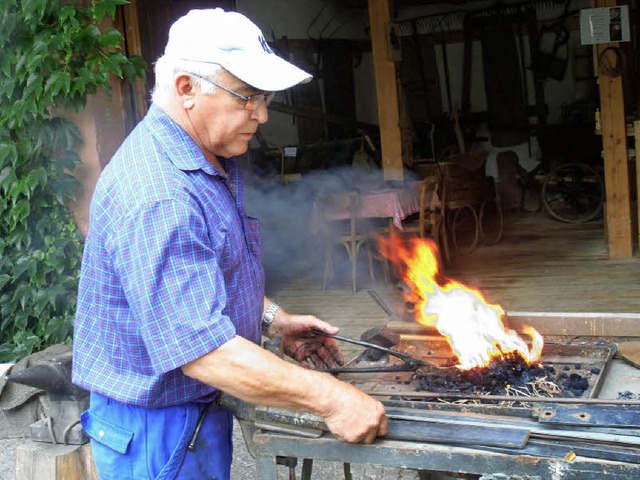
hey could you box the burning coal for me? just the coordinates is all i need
[378,232,543,371]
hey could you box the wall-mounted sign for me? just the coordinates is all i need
[580,6,630,45]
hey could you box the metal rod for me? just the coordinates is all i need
[311,328,424,372]
[366,390,640,405]
[311,329,442,372]
[367,289,394,317]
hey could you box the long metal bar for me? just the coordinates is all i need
[366,389,640,405]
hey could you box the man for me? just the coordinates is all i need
[72,8,387,480]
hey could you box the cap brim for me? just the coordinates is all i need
[224,53,312,92]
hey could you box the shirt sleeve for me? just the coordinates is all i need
[108,198,237,374]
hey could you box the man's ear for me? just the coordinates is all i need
[175,74,197,108]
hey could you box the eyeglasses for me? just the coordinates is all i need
[185,71,274,111]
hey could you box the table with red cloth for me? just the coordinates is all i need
[311,181,438,233]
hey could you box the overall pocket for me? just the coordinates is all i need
[82,409,134,479]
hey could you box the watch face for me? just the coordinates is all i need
[261,319,271,336]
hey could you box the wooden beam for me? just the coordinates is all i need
[387,311,640,337]
[119,0,148,128]
[368,0,404,182]
[634,120,640,249]
[596,0,634,258]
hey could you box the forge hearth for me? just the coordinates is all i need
[344,336,616,406]
[416,355,560,398]
[226,311,640,479]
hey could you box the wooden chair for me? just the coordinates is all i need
[317,191,375,293]
[402,174,449,263]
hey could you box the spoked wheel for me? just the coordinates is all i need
[541,162,604,223]
[450,204,479,254]
[479,199,503,245]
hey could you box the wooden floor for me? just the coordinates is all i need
[443,210,640,314]
[268,210,640,357]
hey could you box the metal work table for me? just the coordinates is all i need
[227,357,640,480]
[247,428,640,480]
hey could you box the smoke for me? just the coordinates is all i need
[243,164,388,295]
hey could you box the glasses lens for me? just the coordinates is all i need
[245,93,274,111]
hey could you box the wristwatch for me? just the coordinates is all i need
[261,302,279,336]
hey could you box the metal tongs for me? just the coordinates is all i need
[311,329,444,374]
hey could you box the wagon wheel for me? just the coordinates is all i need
[541,162,604,223]
[450,204,479,254]
[479,198,503,245]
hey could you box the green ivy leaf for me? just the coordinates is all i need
[1,0,144,361]
[0,273,10,290]
[100,27,123,47]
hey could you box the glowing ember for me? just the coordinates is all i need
[379,232,543,370]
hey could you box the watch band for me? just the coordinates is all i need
[261,302,279,336]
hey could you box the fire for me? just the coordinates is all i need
[379,232,543,370]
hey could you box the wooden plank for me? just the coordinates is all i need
[596,0,634,258]
[387,311,640,337]
[619,340,640,368]
[367,0,404,182]
[635,120,640,249]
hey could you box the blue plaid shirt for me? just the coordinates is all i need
[72,105,265,408]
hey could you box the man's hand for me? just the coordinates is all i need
[321,381,388,444]
[269,311,344,369]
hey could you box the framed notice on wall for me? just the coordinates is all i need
[580,6,630,45]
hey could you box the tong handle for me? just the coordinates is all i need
[311,329,422,369]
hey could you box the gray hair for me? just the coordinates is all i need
[151,55,223,108]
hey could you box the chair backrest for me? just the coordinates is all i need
[317,191,367,241]
[418,174,444,238]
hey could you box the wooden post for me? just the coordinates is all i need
[635,120,640,249]
[120,0,149,126]
[16,442,98,480]
[368,0,404,182]
[596,0,634,258]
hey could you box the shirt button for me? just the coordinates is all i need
[98,430,105,438]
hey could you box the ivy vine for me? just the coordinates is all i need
[0,0,146,361]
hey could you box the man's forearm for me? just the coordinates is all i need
[181,336,341,417]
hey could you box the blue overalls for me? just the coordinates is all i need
[82,392,232,479]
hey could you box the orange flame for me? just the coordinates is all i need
[379,232,543,370]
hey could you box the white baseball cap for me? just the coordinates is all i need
[164,8,312,92]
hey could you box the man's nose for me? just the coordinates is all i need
[250,102,269,124]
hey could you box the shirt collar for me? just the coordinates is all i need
[145,104,227,178]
